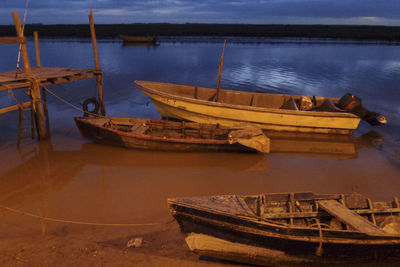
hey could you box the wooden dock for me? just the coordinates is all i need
[0,10,105,141]
[0,67,100,91]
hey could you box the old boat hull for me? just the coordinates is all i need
[168,192,400,265]
[74,117,265,153]
[135,80,361,134]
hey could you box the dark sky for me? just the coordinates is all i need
[1,0,400,25]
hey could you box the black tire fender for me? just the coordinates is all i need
[82,97,100,116]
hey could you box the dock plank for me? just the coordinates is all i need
[0,66,94,83]
[318,199,387,235]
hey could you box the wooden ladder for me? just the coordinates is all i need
[17,101,35,146]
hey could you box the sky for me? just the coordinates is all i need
[1,0,400,26]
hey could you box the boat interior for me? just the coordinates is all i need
[241,192,400,233]
[142,81,342,112]
[85,117,231,140]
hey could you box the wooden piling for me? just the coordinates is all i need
[34,32,41,67]
[12,12,47,140]
[89,9,106,116]
[34,31,50,136]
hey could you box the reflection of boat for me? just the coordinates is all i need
[120,35,157,44]
[79,143,269,171]
[168,191,400,266]
[74,117,269,153]
[268,131,358,159]
[135,80,362,134]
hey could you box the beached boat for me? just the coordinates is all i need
[135,80,386,134]
[168,191,400,265]
[120,35,157,44]
[74,117,269,153]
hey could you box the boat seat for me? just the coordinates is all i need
[280,96,299,110]
[115,123,149,134]
[130,123,150,134]
[318,200,387,235]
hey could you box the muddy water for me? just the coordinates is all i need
[0,38,400,265]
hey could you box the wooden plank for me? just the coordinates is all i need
[0,71,96,90]
[0,101,31,115]
[0,82,31,91]
[0,37,27,44]
[0,67,94,82]
[367,198,377,225]
[318,200,387,235]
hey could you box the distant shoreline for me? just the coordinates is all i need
[1,24,400,41]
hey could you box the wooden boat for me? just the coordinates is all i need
[74,117,269,153]
[168,192,400,265]
[135,80,363,134]
[120,35,157,44]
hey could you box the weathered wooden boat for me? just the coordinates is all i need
[120,35,157,44]
[74,117,269,153]
[168,192,400,265]
[135,80,386,134]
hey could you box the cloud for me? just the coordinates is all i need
[1,0,400,25]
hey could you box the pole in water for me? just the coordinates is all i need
[215,40,227,102]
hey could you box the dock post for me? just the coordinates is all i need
[34,31,41,67]
[34,31,50,136]
[12,11,47,140]
[89,9,106,116]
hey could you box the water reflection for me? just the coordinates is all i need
[268,130,381,159]
[0,130,383,209]
[0,141,266,206]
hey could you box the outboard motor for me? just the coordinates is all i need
[336,93,387,126]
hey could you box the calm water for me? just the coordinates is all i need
[0,38,400,265]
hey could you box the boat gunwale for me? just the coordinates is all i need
[135,80,361,119]
[75,117,239,146]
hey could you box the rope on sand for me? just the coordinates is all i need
[0,204,174,227]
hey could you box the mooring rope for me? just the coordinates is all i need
[0,204,174,227]
[311,217,324,256]
[42,85,104,118]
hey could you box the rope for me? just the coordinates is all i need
[311,217,324,256]
[7,88,18,102]
[0,204,174,227]
[42,85,104,118]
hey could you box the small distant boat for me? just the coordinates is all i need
[74,117,269,153]
[168,191,400,265]
[120,35,157,44]
[135,80,386,134]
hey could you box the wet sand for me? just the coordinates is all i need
[0,114,400,266]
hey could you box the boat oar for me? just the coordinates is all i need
[215,40,227,102]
